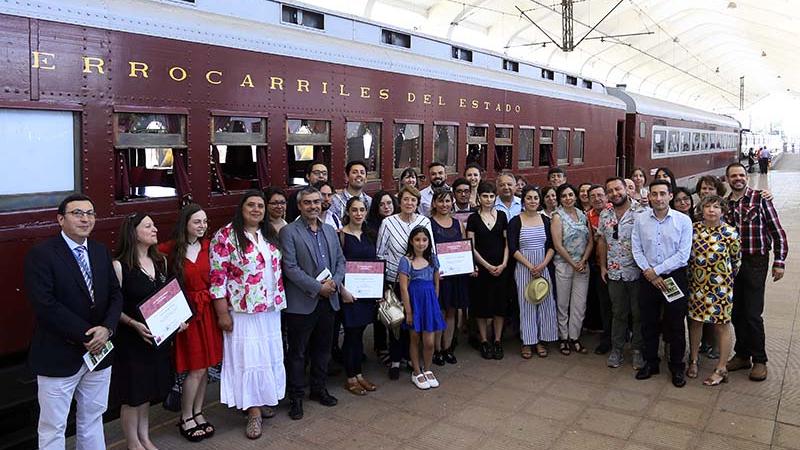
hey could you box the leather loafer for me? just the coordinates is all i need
[309,390,338,407]
[749,363,768,381]
[635,363,660,380]
[288,399,303,420]
[671,372,686,388]
[726,355,752,372]
[594,342,611,355]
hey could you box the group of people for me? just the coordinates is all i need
[26,157,787,449]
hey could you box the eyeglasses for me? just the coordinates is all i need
[311,170,328,177]
[268,201,287,206]
[66,209,97,219]
[612,223,619,240]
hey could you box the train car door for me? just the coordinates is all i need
[616,120,625,177]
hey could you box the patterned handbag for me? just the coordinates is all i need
[378,286,405,328]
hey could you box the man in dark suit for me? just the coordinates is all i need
[25,194,123,450]
[280,186,345,420]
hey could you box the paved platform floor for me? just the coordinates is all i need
[100,156,800,449]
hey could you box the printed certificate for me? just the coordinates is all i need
[661,277,685,303]
[344,260,385,299]
[436,239,474,277]
[138,278,193,346]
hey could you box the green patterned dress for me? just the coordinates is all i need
[688,222,741,324]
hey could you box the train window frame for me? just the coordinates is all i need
[281,5,325,30]
[556,128,570,166]
[566,75,578,86]
[345,120,382,181]
[451,46,473,63]
[518,126,535,169]
[393,122,423,178]
[381,29,411,48]
[433,123,459,174]
[538,127,554,167]
[466,124,489,171]
[581,79,593,89]
[503,59,519,72]
[541,69,555,80]
[286,118,332,186]
[651,126,667,157]
[113,111,187,201]
[210,115,268,194]
[571,129,585,165]
[680,131,690,152]
[0,108,81,211]
[667,129,680,154]
[494,125,514,172]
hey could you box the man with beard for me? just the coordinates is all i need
[724,163,787,381]
[451,177,475,225]
[288,163,329,221]
[313,180,341,230]
[419,162,448,217]
[597,178,646,370]
[585,185,613,354]
[631,180,692,387]
[280,187,346,419]
[494,172,522,220]
[330,160,372,220]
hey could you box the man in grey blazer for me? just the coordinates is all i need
[280,186,346,420]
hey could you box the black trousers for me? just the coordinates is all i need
[285,300,336,399]
[759,158,769,174]
[732,255,769,364]
[638,269,688,373]
[587,262,612,345]
[343,325,366,378]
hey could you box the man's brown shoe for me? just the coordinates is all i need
[726,355,752,372]
[749,363,767,381]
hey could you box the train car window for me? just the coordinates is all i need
[115,113,186,200]
[566,76,578,86]
[210,116,267,193]
[557,129,570,165]
[668,130,680,154]
[0,109,79,211]
[652,128,666,156]
[466,126,488,170]
[433,125,458,173]
[494,126,513,171]
[582,80,593,89]
[701,133,709,151]
[503,60,519,72]
[714,134,722,150]
[541,69,554,80]
[287,119,331,186]
[571,130,585,164]
[346,122,382,180]
[680,131,690,152]
[452,47,473,62]
[281,5,325,30]
[518,127,534,168]
[692,132,701,152]
[393,123,422,177]
[538,128,554,167]
[381,29,411,48]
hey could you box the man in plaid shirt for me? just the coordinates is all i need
[724,163,787,382]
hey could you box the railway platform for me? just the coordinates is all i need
[91,155,800,450]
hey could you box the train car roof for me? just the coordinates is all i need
[607,87,740,129]
[2,0,627,111]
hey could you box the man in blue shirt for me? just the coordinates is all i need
[631,180,693,387]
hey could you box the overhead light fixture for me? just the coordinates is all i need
[715,67,720,73]
[761,50,767,57]
[727,2,737,8]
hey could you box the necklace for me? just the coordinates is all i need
[480,210,495,229]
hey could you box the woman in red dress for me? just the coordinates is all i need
[159,204,223,442]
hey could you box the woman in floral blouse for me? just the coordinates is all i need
[210,190,286,440]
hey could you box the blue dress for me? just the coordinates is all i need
[398,255,446,333]
[341,232,379,328]
[431,217,470,309]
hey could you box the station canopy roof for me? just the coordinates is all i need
[298,0,799,116]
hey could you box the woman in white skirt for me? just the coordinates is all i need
[508,185,558,359]
[210,190,287,440]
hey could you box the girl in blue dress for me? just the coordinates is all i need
[398,226,446,390]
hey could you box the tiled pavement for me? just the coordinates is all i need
[99,155,800,449]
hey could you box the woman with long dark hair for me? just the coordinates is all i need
[366,190,397,361]
[209,190,286,440]
[112,213,178,450]
[158,203,222,442]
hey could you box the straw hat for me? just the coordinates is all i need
[524,277,550,304]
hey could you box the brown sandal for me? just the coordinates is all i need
[521,345,533,359]
[536,343,548,358]
[245,415,262,440]
[357,376,377,392]
[686,359,699,379]
[703,368,729,386]
[345,379,367,396]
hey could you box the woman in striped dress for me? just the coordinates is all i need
[509,185,558,358]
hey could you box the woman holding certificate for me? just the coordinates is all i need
[508,186,558,359]
[466,181,510,360]
[111,213,174,450]
[339,197,380,395]
[209,190,287,440]
[429,188,469,365]
[158,203,222,442]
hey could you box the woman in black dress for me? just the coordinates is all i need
[112,213,185,450]
[466,181,510,360]
[366,190,398,362]
[340,197,379,395]
[430,188,469,365]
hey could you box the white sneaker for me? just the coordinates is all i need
[412,373,430,390]
[423,371,439,388]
